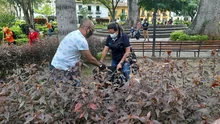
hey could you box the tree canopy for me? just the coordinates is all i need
[34,1,55,16]
[138,0,188,13]
[181,0,199,21]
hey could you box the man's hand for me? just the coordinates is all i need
[99,62,106,71]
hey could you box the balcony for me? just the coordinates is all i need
[88,10,93,14]
[121,12,127,16]
[96,10,102,14]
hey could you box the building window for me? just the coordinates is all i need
[78,5,82,10]
[122,9,125,14]
[96,6,101,14]
[142,10,145,16]
[96,16,100,18]
[88,6,91,11]
[78,16,83,23]
[96,6,100,11]
[88,16,92,20]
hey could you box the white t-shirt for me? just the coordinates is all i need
[51,30,89,71]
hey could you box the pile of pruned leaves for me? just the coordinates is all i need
[0,53,220,124]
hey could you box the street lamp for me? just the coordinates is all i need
[152,0,158,57]
[32,0,35,29]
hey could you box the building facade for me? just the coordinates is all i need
[75,0,109,23]
[114,2,128,21]
[108,1,172,24]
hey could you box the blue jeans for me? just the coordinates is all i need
[111,59,130,80]
[48,28,52,36]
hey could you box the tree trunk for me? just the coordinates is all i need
[28,0,34,28]
[111,10,116,22]
[56,0,77,41]
[14,5,19,18]
[111,0,116,22]
[124,0,140,27]
[19,6,22,19]
[186,0,220,40]
[18,0,32,26]
[109,9,115,22]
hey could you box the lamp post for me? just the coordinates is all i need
[32,0,35,29]
[152,0,158,57]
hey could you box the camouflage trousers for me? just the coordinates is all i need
[49,63,81,86]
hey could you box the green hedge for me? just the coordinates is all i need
[170,31,209,41]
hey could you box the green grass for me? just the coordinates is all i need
[94,24,107,29]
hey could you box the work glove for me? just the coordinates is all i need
[99,62,106,71]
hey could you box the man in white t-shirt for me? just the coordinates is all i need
[51,19,105,80]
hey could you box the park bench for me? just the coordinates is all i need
[130,40,220,57]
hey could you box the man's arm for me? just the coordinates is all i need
[100,46,109,62]
[80,50,101,67]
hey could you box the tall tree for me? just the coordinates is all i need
[56,0,77,41]
[186,0,220,39]
[83,0,121,22]
[126,0,140,27]
[7,0,44,26]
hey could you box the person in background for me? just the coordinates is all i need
[3,26,8,34]
[46,21,53,36]
[116,18,120,23]
[3,27,16,46]
[100,23,131,81]
[142,19,150,42]
[130,27,135,38]
[136,19,142,39]
[28,27,40,46]
[51,19,106,85]
[168,18,173,25]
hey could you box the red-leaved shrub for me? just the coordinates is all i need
[0,56,219,123]
[0,36,59,79]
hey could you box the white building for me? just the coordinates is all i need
[75,0,108,23]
